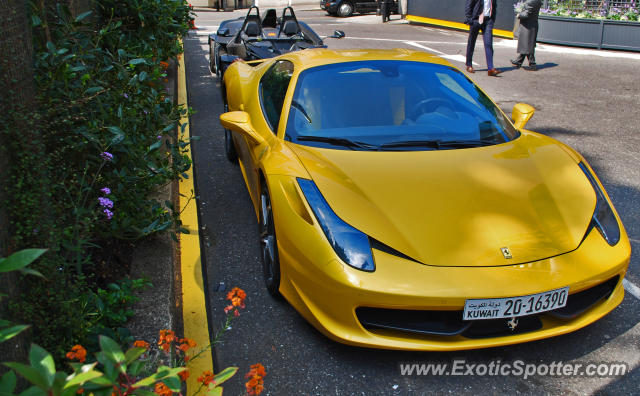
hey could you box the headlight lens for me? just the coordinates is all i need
[297,178,375,272]
[579,163,620,246]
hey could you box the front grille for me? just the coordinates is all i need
[356,276,620,339]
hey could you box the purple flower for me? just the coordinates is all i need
[103,209,114,220]
[100,151,113,161]
[100,187,111,195]
[98,197,114,209]
[157,135,162,140]
[123,93,129,99]
[144,110,149,115]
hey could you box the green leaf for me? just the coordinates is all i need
[0,249,47,273]
[128,361,143,377]
[162,376,181,392]
[3,363,48,390]
[148,140,162,152]
[139,71,148,81]
[17,268,44,278]
[107,126,125,145]
[132,390,157,396]
[124,347,146,364]
[85,87,103,95]
[98,336,125,373]
[31,15,42,27]
[212,367,237,386]
[18,386,46,396]
[204,386,223,396]
[46,42,55,53]
[74,11,92,22]
[63,370,103,388]
[0,371,17,394]
[129,58,147,66]
[131,366,184,388]
[0,325,29,343]
[29,345,55,387]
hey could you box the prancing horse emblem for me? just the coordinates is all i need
[507,317,519,331]
[501,247,512,259]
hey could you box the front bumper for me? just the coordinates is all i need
[268,175,631,351]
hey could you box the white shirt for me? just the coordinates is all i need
[483,0,492,16]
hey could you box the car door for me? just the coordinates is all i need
[245,59,294,201]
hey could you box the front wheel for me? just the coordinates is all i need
[209,41,216,74]
[337,1,354,17]
[222,101,238,163]
[260,182,281,297]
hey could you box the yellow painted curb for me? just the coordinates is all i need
[177,41,213,392]
[406,15,514,39]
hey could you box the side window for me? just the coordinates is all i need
[259,60,294,133]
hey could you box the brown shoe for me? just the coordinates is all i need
[466,66,474,73]
[487,68,500,76]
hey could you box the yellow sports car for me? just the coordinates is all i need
[219,49,631,351]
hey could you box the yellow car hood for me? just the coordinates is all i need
[289,133,596,267]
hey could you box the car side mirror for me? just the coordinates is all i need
[332,30,345,39]
[512,103,535,129]
[220,111,265,145]
[217,27,230,37]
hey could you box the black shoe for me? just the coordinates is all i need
[523,64,538,71]
[510,59,522,68]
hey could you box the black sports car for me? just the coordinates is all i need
[208,6,344,79]
[320,0,398,17]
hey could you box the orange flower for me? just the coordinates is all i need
[197,370,215,386]
[154,382,172,396]
[76,388,84,394]
[245,363,266,396]
[133,340,150,350]
[178,369,189,382]
[158,329,176,353]
[177,337,197,352]
[66,345,87,363]
[225,287,247,316]
[159,61,169,70]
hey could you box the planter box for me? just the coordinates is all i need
[538,15,640,52]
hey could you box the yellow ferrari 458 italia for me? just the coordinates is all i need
[219,48,631,351]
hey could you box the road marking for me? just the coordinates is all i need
[405,41,477,66]
[623,278,640,300]
[177,40,215,393]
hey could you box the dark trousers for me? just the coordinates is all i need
[514,52,536,65]
[466,18,494,70]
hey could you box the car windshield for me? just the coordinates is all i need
[284,60,519,151]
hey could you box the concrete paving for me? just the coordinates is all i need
[184,9,640,395]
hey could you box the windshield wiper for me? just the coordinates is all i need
[291,100,312,124]
[379,139,497,151]
[296,136,375,150]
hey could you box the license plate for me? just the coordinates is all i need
[463,286,569,320]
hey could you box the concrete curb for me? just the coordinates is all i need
[176,42,217,392]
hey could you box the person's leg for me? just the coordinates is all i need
[511,53,525,67]
[466,22,481,69]
[482,19,495,70]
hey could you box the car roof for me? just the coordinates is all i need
[281,48,454,72]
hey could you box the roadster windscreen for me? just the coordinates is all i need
[284,61,519,151]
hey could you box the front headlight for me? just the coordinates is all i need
[297,178,375,272]
[579,163,620,246]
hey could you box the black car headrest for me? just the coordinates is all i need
[245,21,261,37]
[262,9,277,28]
[283,20,299,36]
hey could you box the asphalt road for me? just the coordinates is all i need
[184,9,640,395]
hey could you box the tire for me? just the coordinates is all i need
[222,101,238,163]
[259,181,281,297]
[216,44,226,81]
[209,41,216,74]
[336,1,354,17]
